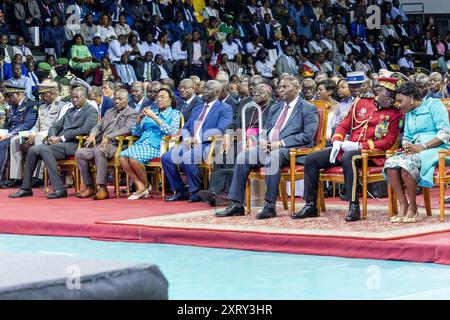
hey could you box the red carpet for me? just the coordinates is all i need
[1,188,450,265]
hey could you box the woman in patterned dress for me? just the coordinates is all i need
[119,88,182,200]
[383,82,450,223]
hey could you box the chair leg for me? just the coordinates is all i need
[440,182,445,222]
[387,184,394,218]
[115,167,120,198]
[74,167,80,194]
[362,181,368,220]
[422,187,432,217]
[279,181,288,210]
[290,176,296,214]
[161,170,166,200]
[245,178,251,214]
[126,174,130,197]
[44,166,48,194]
[317,182,325,213]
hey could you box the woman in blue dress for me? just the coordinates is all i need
[119,88,182,200]
[383,82,450,223]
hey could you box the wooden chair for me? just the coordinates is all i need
[388,105,450,222]
[43,137,84,194]
[125,114,186,198]
[318,146,398,220]
[245,100,331,214]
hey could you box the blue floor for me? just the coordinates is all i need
[1,234,450,299]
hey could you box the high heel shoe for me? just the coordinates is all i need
[127,189,149,200]
[390,215,403,223]
[402,209,419,223]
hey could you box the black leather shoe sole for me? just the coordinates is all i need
[215,208,245,217]
[165,193,189,202]
[256,212,276,219]
[346,215,361,222]
[291,212,319,219]
[47,190,68,199]
[9,190,33,198]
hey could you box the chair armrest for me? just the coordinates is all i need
[125,136,138,142]
[438,149,450,158]
[361,149,386,158]
[115,135,132,142]
[76,135,88,142]
[162,134,182,143]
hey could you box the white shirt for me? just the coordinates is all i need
[158,65,169,79]
[13,46,33,63]
[425,39,433,55]
[246,42,262,57]
[97,25,117,42]
[192,42,202,64]
[268,95,299,142]
[135,97,145,113]
[138,41,158,57]
[108,40,132,63]
[185,94,195,106]
[153,42,173,61]
[398,57,414,69]
[255,60,273,78]
[171,40,187,61]
[195,99,216,142]
[221,41,239,60]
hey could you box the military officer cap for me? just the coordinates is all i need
[347,71,365,85]
[56,57,69,65]
[37,79,59,93]
[70,77,92,91]
[378,77,401,92]
[3,83,26,94]
[38,62,52,71]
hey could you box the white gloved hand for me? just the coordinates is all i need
[329,141,342,163]
[341,141,360,152]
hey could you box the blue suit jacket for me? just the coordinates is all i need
[99,96,114,118]
[182,100,233,147]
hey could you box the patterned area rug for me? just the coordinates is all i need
[98,203,450,240]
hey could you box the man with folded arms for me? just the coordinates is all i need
[10,87,98,199]
[75,88,138,200]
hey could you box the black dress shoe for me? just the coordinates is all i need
[346,202,361,221]
[47,189,68,199]
[0,180,21,189]
[256,205,276,219]
[165,191,190,202]
[9,189,33,198]
[188,194,202,203]
[197,190,216,203]
[215,203,245,217]
[292,202,318,219]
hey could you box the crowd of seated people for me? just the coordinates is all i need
[0,0,447,224]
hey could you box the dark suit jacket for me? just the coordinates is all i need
[223,94,239,129]
[50,1,68,24]
[182,100,233,147]
[264,99,319,163]
[130,97,151,113]
[180,95,203,123]
[183,40,210,73]
[90,106,138,145]
[372,58,391,73]
[99,96,114,118]
[134,60,160,82]
[48,103,98,154]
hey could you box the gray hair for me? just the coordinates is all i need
[179,78,194,88]
[206,80,223,97]
[88,86,102,98]
[131,81,144,92]
[72,86,87,97]
[148,81,161,91]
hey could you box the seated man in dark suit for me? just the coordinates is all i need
[161,80,233,202]
[216,75,319,219]
[178,78,203,123]
[10,87,99,199]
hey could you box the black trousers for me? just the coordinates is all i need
[303,148,362,204]
[21,143,71,191]
[227,147,289,204]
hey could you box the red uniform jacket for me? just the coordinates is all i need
[332,97,404,165]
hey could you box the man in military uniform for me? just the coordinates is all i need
[0,84,39,185]
[54,58,75,101]
[293,77,404,222]
[6,80,68,187]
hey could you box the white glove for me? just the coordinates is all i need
[341,141,360,152]
[329,141,342,163]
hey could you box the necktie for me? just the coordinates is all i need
[181,100,187,112]
[194,103,210,140]
[146,63,151,81]
[270,104,290,141]
[125,65,131,83]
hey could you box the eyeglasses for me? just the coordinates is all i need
[155,95,170,101]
